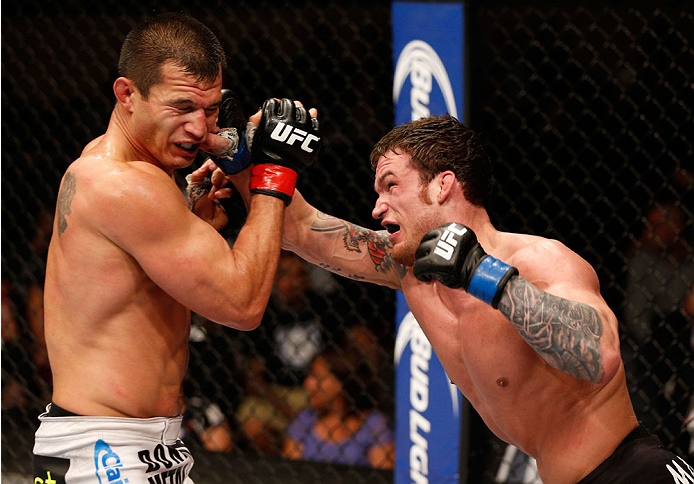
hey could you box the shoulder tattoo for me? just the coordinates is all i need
[57,171,77,236]
[497,277,605,383]
[312,211,405,277]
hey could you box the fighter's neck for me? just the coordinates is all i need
[444,203,499,249]
[107,107,166,171]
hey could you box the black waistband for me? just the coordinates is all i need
[47,402,81,417]
[576,423,661,484]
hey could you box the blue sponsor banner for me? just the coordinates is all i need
[392,2,464,125]
[394,294,463,484]
[392,2,464,484]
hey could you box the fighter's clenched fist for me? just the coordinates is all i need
[413,222,518,309]
[249,98,321,205]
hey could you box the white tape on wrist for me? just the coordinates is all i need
[185,173,211,211]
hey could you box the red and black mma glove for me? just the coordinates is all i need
[203,89,252,175]
[249,98,321,205]
[413,223,518,309]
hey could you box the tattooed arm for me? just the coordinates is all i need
[497,277,606,383]
[282,189,406,289]
[495,241,622,385]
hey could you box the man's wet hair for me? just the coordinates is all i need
[370,115,493,207]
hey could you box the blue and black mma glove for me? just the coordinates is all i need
[249,98,321,205]
[413,222,518,308]
[204,89,252,175]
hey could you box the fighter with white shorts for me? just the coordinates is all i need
[33,403,195,484]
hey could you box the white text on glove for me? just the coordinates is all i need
[270,122,320,153]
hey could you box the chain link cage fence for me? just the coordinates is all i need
[465,3,694,481]
[2,1,693,483]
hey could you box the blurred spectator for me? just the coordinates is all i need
[282,345,394,469]
[624,201,692,342]
[344,322,394,414]
[623,200,694,456]
[345,323,381,368]
[237,251,340,454]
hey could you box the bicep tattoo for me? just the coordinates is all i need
[311,211,406,278]
[57,171,77,236]
[497,276,605,383]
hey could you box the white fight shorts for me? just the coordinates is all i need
[33,404,195,484]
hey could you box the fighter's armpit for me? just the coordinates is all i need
[312,212,405,278]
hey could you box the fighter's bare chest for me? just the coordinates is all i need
[402,280,534,393]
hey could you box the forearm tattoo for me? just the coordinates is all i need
[311,211,405,278]
[57,172,76,236]
[315,262,366,281]
[497,276,605,383]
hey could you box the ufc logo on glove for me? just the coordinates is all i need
[270,122,321,153]
[249,98,321,205]
[433,224,468,260]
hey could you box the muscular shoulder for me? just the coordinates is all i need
[60,156,185,238]
[503,234,600,292]
[73,154,174,194]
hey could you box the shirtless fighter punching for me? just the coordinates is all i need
[203,114,693,483]
[33,12,320,484]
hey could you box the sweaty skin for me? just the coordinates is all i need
[277,150,638,484]
[44,62,286,418]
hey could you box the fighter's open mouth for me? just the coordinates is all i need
[176,143,199,151]
[386,224,400,234]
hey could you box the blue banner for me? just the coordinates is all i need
[392,2,465,484]
[392,2,464,125]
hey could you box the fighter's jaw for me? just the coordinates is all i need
[390,228,420,267]
[391,242,416,268]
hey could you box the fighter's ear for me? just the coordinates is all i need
[436,170,457,204]
[113,77,136,112]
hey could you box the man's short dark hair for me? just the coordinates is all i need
[370,115,493,207]
[118,12,227,99]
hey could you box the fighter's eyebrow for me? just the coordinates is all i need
[374,170,395,191]
[169,98,196,108]
[168,98,221,109]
